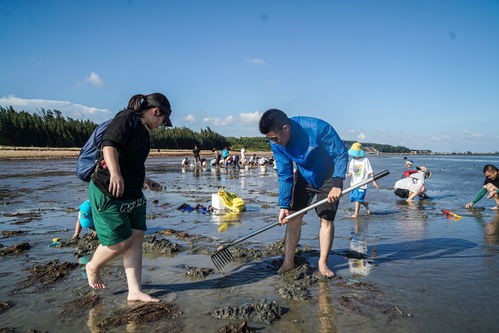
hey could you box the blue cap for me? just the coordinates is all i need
[348,149,365,157]
[79,200,94,228]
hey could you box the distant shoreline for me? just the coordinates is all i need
[0,146,497,160]
[0,146,274,160]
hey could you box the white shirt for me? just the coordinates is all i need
[348,157,373,189]
[394,171,425,193]
[240,148,246,160]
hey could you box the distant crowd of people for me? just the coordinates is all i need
[181,145,275,169]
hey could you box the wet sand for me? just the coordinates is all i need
[0,155,498,332]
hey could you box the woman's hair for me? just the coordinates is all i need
[127,93,171,117]
[483,164,498,173]
[259,108,290,134]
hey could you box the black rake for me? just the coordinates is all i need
[211,169,390,271]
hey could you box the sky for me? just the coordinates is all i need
[1,0,498,153]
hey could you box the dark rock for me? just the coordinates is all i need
[212,299,282,324]
[143,235,183,256]
[0,231,26,239]
[158,229,192,239]
[183,266,214,279]
[3,212,41,225]
[56,233,99,257]
[13,260,79,294]
[0,328,48,333]
[338,295,361,312]
[0,301,15,314]
[216,321,254,333]
[0,243,31,256]
[60,295,102,319]
[229,246,268,261]
[332,280,379,292]
[277,284,311,301]
[97,302,182,331]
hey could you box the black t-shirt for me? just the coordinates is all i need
[193,147,200,157]
[92,109,150,200]
[484,174,499,188]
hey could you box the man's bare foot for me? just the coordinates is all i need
[72,234,79,239]
[366,209,371,215]
[491,206,499,210]
[127,291,160,303]
[85,262,106,289]
[277,262,294,275]
[318,262,335,277]
[350,214,359,218]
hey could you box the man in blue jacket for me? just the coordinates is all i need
[259,109,348,277]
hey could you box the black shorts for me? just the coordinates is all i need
[394,188,410,198]
[289,171,341,222]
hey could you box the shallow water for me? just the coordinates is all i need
[0,155,498,332]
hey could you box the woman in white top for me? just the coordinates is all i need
[394,166,431,202]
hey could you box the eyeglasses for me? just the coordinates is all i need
[267,136,279,142]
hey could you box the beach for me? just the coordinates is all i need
[0,155,498,332]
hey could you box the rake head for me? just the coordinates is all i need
[211,246,234,271]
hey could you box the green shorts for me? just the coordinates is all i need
[88,181,147,246]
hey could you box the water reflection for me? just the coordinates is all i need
[317,281,337,333]
[212,211,242,233]
[349,235,373,277]
[484,213,499,245]
[349,219,373,277]
[394,199,428,238]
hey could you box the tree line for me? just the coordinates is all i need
[0,106,412,153]
[0,106,231,149]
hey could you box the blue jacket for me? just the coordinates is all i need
[271,116,348,208]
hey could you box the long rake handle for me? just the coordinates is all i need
[223,169,390,248]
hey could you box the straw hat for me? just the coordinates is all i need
[348,142,365,158]
[416,166,432,178]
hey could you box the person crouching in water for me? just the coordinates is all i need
[465,164,499,210]
[346,143,379,217]
[86,93,173,302]
[394,166,431,202]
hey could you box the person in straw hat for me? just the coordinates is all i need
[346,142,379,218]
[394,165,431,202]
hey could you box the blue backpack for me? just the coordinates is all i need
[76,119,113,182]
[76,113,139,182]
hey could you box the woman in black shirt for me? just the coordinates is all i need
[86,93,172,303]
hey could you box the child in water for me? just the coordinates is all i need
[346,143,379,217]
[72,200,96,239]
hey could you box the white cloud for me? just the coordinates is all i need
[203,115,234,126]
[347,128,355,134]
[85,72,104,87]
[246,58,266,65]
[183,114,196,122]
[357,131,366,140]
[458,130,483,139]
[0,95,111,122]
[239,111,262,124]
